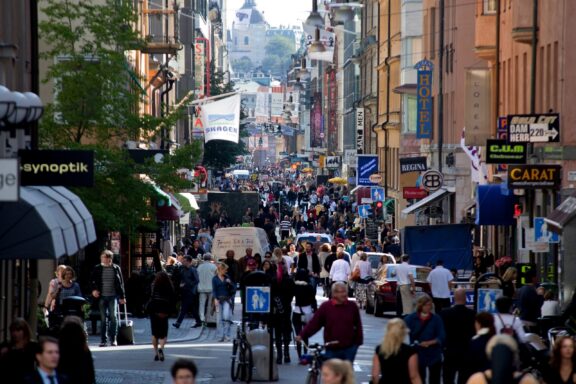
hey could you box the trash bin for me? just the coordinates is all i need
[248,328,278,381]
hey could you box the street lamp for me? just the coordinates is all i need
[305,0,325,29]
[7,92,32,125]
[308,28,326,54]
[0,86,16,121]
[24,92,44,122]
[328,2,363,24]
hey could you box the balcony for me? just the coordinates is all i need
[141,7,182,55]
[511,0,537,44]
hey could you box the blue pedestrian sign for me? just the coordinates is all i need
[477,288,502,314]
[534,217,559,243]
[371,187,385,202]
[358,204,371,218]
[245,286,271,313]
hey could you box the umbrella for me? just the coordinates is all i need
[328,177,348,185]
[301,167,314,173]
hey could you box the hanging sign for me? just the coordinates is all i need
[485,140,527,164]
[19,150,94,187]
[357,155,379,186]
[400,156,428,173]
[507,113,560,143]
[415,59,433,139]
[356,108,364,153]
[507,165,561,189]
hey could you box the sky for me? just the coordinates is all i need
[224,0,312,30]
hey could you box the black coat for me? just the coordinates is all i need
[297,252,321,275]
[440,304,476,359]
[23,369,70,384]
[90,263,126,299]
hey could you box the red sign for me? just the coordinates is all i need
[403,187,428,200]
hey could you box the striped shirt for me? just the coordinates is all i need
[280,220,292,231]
[101,266,116,296]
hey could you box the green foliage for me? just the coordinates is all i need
[38,0,202,233]
[232,56,254,74]
[262,35,294,76]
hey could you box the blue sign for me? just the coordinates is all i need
[449,290,475,306]
[245,287,271,313]
[477,288,502,313]
[357,155,379,186]
[358,204,371,218]
[534,217,560,243]
[415,60,434,139]
[371,187,385,202]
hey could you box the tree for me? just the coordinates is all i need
[262,35,295,76]
[232,56,254,74]
[38,0,201,234]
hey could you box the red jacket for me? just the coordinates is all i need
[299,299,363,349]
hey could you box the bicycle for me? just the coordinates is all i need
[300,341,339,384]
[230,321,254,383]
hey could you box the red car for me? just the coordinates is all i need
[365,264,432,317]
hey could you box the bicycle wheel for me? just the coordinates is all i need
[230,338,240,381]
[237,341,253,383]
[305,369,319,384]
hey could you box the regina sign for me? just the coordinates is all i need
[507,165,561,189]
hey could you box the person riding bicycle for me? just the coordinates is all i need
[295,282,363,363]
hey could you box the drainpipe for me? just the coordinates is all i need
[378,0,391,199]
[160,74,174,149]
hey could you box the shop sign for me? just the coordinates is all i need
[485,140,527,164]
[400,156,427,173]
[421,169,443,192]
[325,156,341,169]
[357,155,378,186]
[356,108,364,153]
[369,174,382,184]
[19,150,94,187]
[507,165,561,189]
[403,187,428,200]
[0,158,19,202]
[415,60,433,139]
[507,113,560,143]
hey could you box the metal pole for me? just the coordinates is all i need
[527,0,538,265]
[437,0,445,173]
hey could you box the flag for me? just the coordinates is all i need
[201,94,241,144]
[460,127,488,185]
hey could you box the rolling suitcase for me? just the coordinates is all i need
[117,303,134,345]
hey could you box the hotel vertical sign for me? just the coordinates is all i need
[415,59,433,139]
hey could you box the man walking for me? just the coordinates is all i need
[296,282,363,363]
[197,253,217,326]
[517,269,545,327]
[90,250,126,347]
[395,254,416,316]
[440,288,476,384]
[427,259,453,313]
[173,256,202,329]
[280,215,292,240]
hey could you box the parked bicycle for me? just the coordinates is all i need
[230,321,254,383]
[300,341,339,384]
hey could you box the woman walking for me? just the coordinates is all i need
[404,294,446,384]
[545,335,576,384]
[322,358,355,384]
[148,271,176,361]
[371,318,421,384]
[353,252,372,309]
[292,268,317,359]
[59,317,96,383]
[212,263,236,342]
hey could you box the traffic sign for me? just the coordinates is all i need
[534,217,559,243]
[358,204,371,218]
[245,286,271,313]
[371,187,385,202]
[507,114,560,143]
[477,288,502,314]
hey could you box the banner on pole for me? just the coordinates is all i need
[201,94,241,143]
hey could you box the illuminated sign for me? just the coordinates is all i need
[415,59,433,139]
[485,140,527,164]
[507,165,561,189]
[19,150,94,187]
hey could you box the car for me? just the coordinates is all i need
[365,264,432,317]
[294,233,333,252]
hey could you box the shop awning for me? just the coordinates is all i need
[475,184,516,226]
[156,193,183,221]
[401,187,455,216]
[178,192,200,210]
[544,193,576,231]
[0,186,96,260]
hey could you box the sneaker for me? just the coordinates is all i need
[99,342,107,347]
[110,340,118,347]
[172,323,181,329]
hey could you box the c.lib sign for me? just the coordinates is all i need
[0,159,19,202]
[507,165,561,189]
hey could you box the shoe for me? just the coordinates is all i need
[154,354,159,361]
[276,356,283,365]
[172,323,181,329]
[191,323,202,328]
[158,349,165,361]
[284,354,291,363]
[110,340,118,347]
[99,342,107,347]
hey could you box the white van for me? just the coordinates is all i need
[211,227,270,260]
[232,169,250,180]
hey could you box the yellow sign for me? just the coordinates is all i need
[369,174,382,184]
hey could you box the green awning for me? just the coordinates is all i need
[152,184,172,206]
[124,63,146,95]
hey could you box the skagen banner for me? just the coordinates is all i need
[508,165,561,189]
[19,150,94,187]
[201,94,241,143]
[465,69,492,146]
[415,59,433,139]
[485,140,527,164]
[400,157,427,174]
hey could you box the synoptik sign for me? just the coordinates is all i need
[415,59,433,139]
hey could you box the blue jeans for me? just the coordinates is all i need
[323,345,359,363]
[99,296,118,343]
[217,300,232,339]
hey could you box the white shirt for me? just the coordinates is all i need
[356,260,372,279]
[395,262,413,286]
[493,312,528,343]
[282,255,293,271]
[426,265,453,299]
[330,259,351,282]
[541,300,561,317]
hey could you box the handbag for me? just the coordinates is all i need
[299,306,314,324]
[350,267,361,282]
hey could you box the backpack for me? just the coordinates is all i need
[497,313,518,338]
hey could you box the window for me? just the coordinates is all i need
[403,95,417,133]
[244,36,249,45]
[483,0,497,14]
